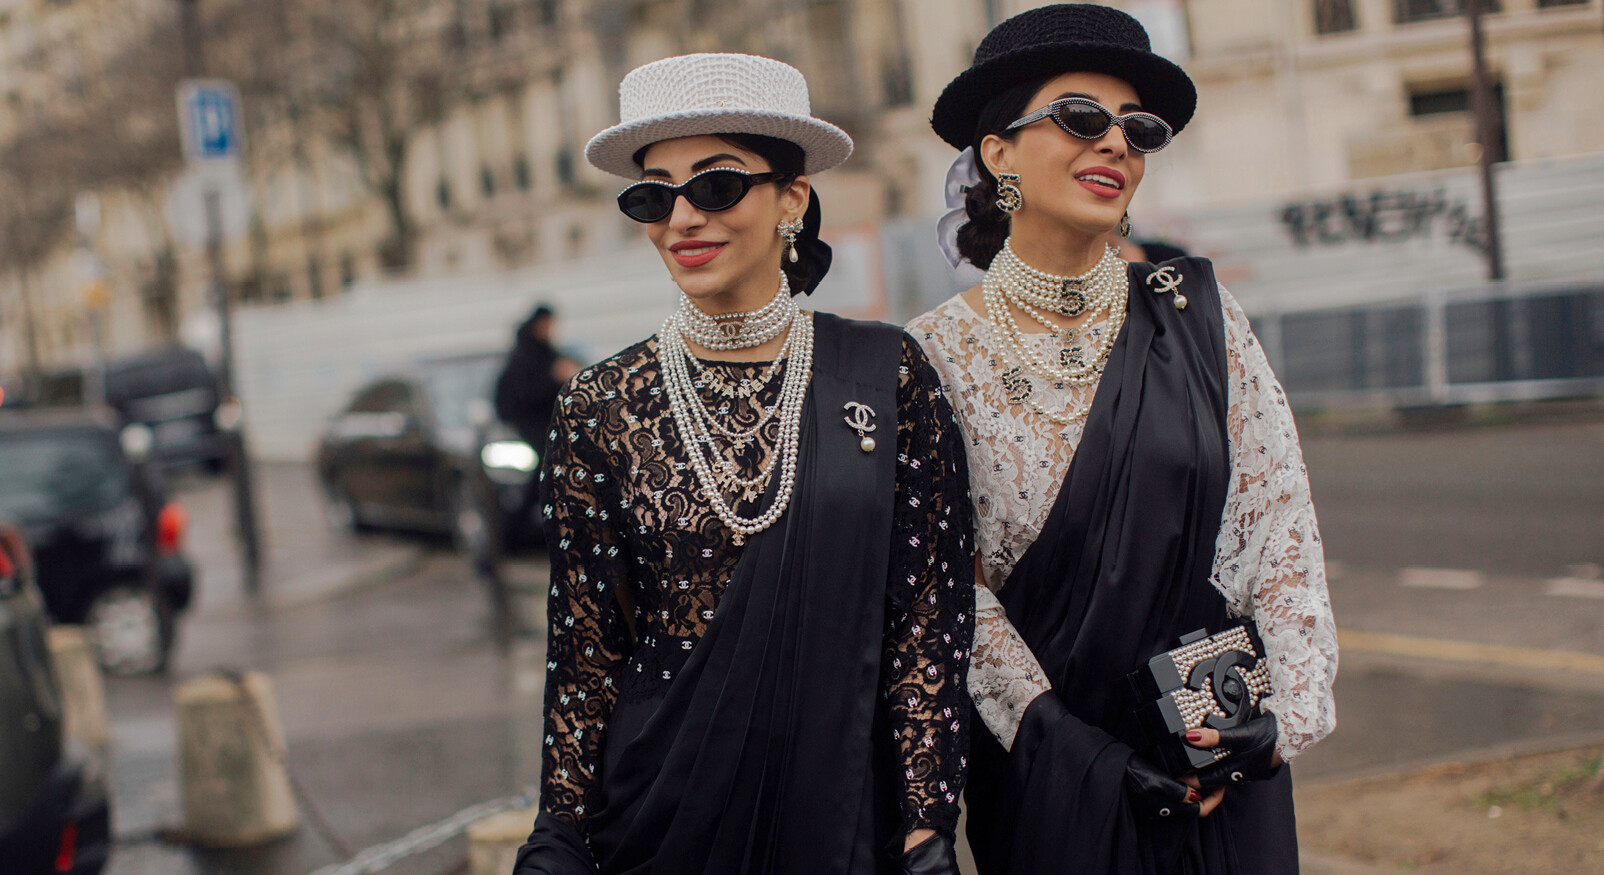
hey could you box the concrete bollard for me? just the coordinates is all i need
[47,626,110,752]
[467,805,538,875]
[174,671,299,847]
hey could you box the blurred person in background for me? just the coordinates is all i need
[495,305,579,454]
[514,53,973,875]
[909,5,1337,874]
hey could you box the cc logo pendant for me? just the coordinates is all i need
[1146,265,1188,311]
[842,402,877,452]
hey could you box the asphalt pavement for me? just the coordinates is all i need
[97,417,1604,875]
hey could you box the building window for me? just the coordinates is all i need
[488,2,511,40]
[513,155,532,190]
[1314,0,1358,34]
[555,148,575,186]
[1409,83,1508,162]
[340,253,356,290]
[531,0,558,27]
[307,255,325,300]
[480,166,497,197]
[1536,0,1586,7]
[436,178,453,210]
[1393,0,1500,24]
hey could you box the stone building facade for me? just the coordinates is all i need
[1,0,1599,379]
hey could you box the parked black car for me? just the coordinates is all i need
[0,348,230,473]
[316,353,544,573]
[102,347,231,473]
[0,520,112,874]
[0,409,195,675]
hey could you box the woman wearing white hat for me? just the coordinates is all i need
[909,5,1336,874]
[513,54,972,875]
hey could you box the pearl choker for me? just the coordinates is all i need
[673,282,797,351]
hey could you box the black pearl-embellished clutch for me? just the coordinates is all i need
[1125,623,1275,775]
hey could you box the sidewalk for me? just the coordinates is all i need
[170,461,425,616]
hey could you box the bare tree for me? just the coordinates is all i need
[213,0,460,271]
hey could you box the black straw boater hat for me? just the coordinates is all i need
[931,3,1197,150]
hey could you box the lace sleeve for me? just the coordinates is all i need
[538,389,633,832]
[1211,287,1339,761]
[970,584,1052,751]
[882,335,975,839]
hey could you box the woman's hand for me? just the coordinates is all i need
[1179,773,1227,818]
[1184,713,1283,790]
[898,830,959,875]
[1124,754,1206,818]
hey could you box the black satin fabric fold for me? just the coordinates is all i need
[522,314,904,875]
[965,258,1298,875]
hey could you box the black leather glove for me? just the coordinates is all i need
[1192,711,1281,790]
[899,833,960,875]
[1124,753,1199,820]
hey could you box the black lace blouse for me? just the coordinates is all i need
[537,328,974,841]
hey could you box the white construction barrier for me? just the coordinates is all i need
[47,626,110,752]
[174,671,299,846]
[467,805,538,875]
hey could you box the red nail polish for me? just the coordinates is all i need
[1186,789,1201,803]
[1185,730,1203,743]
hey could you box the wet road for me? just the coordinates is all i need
[99,418,1604,874]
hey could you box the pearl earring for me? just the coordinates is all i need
[778,217,804,263]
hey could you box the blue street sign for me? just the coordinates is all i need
[177,80,245,163]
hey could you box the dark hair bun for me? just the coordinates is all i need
[957,177,1011,270]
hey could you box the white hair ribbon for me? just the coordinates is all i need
[936,147,983,269]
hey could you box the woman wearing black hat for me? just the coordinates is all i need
[908,6,1336,874]
[514,54,972,875]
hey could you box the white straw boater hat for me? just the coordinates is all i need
[585,53,854,180]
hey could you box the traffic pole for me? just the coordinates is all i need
[182,0,263,590]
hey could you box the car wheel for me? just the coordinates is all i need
[86,586,172,675]
[452,479,498,576]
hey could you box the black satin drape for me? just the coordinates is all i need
[964,258,1299,875]
[515,314,905,875]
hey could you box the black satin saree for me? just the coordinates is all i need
[965,259,1299,875]
[515,314,906,875]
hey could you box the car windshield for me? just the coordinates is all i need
[103,352,214,404]
[0,430,131,521]
[419,355,503,430]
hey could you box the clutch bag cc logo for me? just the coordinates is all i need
[1146,265,1183,294]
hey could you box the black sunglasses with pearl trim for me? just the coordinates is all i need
[1006,97,1173,154]
[617,168,797,224]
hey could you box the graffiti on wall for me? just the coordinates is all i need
[1279,189,1487,253]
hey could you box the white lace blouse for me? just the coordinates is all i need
[907,286,1338,762]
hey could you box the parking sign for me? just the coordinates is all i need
[177,80,244,163]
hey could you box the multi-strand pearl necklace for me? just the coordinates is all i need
[982,239,1129,425]
[658,274,812,544]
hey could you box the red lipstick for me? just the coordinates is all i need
[1075,166,1125,199]
[669,239,726,268]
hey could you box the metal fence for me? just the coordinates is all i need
[1254,281,1604,410]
